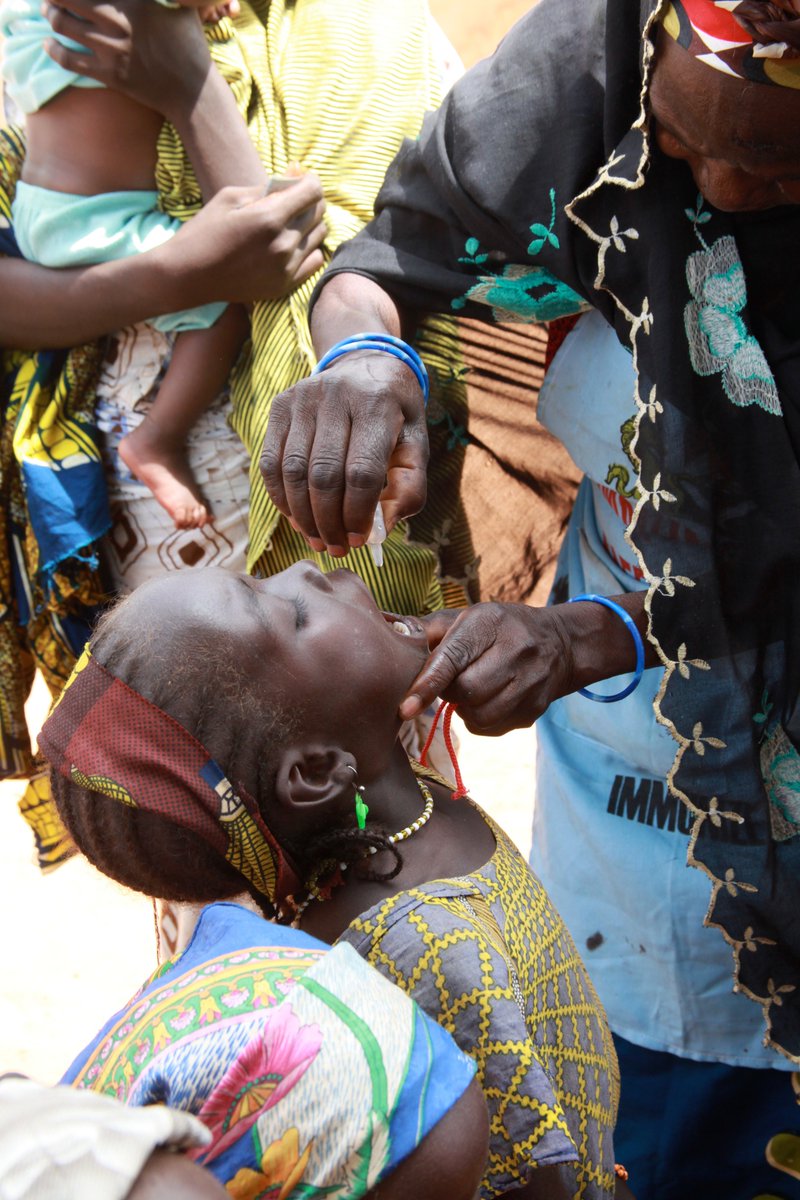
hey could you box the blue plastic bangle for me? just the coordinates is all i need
[567,593,645,703]
[312,333,430,404]
[313,340,426,394]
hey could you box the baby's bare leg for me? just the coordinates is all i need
[119,306,249,528]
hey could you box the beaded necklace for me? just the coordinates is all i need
[288,775,434,927]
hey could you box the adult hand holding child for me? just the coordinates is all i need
[40,0,327,298]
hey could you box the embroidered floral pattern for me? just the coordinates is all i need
[684,223,781,416]
[759,722,800,842]
[452,194,588,323]
[452,262,587,323]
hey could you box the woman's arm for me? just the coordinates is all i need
[1,182,325,349]
[3,0,326,349]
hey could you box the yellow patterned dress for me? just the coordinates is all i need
[339,807,620,1199]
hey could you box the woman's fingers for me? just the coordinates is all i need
[43,0,127,67]
[266,173,324,223]
[380,431,430,534]
[261,355,428,552]
[285,382,363,550]
[418,609,463,652]
[447,679,528,737]
[44,39,100,76]
[290,242,327,289]
[399,607,500,720]
[259,395,293,517]
[308,408,358,552]
[399,603,569,733]
[45,0,210,105]
[172,181,327,303]
[44,0,108,18]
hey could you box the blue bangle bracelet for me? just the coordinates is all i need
[567,593,645,703]
[312,333,430,404]
[313,340,426,395]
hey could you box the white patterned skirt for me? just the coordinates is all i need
[95,323,251,593]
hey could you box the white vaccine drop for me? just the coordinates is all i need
[367,503,386,568]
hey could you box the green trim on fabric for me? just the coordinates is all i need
[298,975,389,1116]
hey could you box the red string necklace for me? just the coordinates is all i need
[417,700,469,800]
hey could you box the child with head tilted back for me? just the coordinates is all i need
[40,564,622,1200]
[0,0,263,528]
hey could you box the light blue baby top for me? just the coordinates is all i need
[0,0,103,113]
[12,181,225,333]
[532,308,791,1069]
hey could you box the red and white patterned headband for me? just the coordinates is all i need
[660,0,800,86]
[38,646,300,911]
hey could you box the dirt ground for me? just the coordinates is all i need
[432,0,534,65]
[0,4,539,1086]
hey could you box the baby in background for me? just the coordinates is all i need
[0,0,255,528]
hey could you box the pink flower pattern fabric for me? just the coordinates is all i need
[62,903,476,1200]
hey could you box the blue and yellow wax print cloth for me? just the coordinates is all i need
[63,902,476,1199]
[0,125,109,866]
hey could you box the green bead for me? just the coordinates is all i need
[355,788,369,830]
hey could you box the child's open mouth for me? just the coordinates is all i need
[381,612,425,639]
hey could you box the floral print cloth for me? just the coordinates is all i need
[63,903,476,1199]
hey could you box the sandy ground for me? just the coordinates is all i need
[432,0,533,65]
[0,1,539,1086]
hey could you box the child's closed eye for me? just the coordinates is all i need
[293,595,309,630]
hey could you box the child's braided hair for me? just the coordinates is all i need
[52,594,399,921]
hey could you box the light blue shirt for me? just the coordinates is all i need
[532,309,790,1068]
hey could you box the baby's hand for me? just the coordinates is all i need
[196,0,239,22]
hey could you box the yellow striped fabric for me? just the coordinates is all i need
[154,0,472,615]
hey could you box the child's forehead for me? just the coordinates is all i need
[122,570,265,644]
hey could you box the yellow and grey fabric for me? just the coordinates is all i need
[157,0,474,612]
[339,786,620,1199]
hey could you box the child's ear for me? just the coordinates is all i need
[274,745,355,814]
